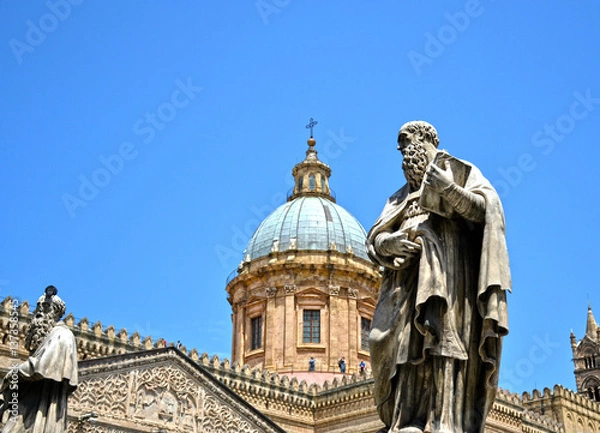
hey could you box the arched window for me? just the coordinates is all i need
[583,377,600,401]
[298,176,304,192]
[320,176,326,192]
[308,174,316,191]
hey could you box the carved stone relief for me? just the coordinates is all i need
[70,361,277,433]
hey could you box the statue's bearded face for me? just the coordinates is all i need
[400,139,430,190]
[25,302,56,353]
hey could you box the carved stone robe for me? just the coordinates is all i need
[367,159,510,433]
[1,322,78,433]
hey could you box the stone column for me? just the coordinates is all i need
[347,288,359,371]
[264,287,278,369]
[234,302,246,365]
[284,284,296,368]
[328,285,341,371]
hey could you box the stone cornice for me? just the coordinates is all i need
[231,250,381,291]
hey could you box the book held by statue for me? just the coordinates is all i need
[419,151,471,218]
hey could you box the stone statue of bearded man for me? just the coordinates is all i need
[0,286,78,433]
[367,121,510,433]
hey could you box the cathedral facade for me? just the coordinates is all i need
[1,136,599,432]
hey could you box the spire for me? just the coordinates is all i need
[586,305,598,340]
[289,119,335,202]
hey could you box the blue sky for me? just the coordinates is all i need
[1,1,599,394]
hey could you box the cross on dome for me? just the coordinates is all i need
[305,117,318,138]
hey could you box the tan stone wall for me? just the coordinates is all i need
[523,385,600,433]
[226,249,381,376]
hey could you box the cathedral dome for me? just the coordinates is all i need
[244,196,370,262]
[228,123,381,378]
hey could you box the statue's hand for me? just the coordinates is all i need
[391,238,422,269]
[378,231,418,253]
[424,160,453,193]
[375,231,422,269]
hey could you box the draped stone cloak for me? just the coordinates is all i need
[367,160,510,433]
[1,322,78,433]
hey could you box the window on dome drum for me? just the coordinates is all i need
[303,310,320,343]
[298,176,303,192]
[361,317,371,351]
[320,176,326,192]
[308,174,316,191]
[251,316,263,350]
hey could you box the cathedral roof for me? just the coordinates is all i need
[243,130,370,263]
[244,195,370,262]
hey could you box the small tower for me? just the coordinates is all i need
[289,134,334,202]
[572,305,600,401]
[226,120,381,378]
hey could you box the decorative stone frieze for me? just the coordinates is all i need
[67,349,286,433]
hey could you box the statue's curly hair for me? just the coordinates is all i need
[398,121,440,148]
[36,285,66,321]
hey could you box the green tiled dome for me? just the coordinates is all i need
[244,196,369,261]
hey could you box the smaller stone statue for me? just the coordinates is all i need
[0,286,78,433]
